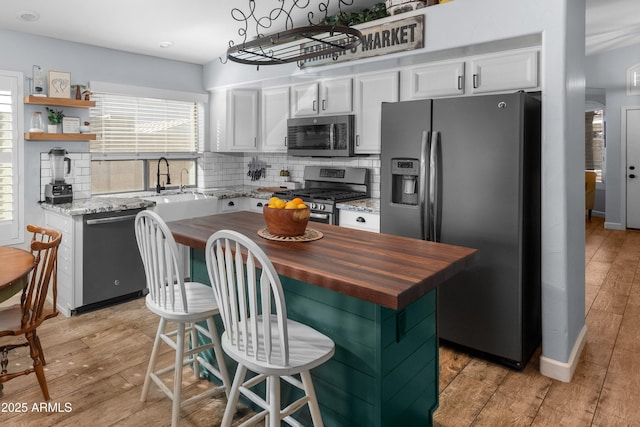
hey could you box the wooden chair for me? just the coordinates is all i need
[205,230,335,427]
[0,225,62,400]
[134,210,230,427]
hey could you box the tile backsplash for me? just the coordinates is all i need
[40,151,92,201]
[41,152,381,200]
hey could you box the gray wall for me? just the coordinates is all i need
[585,43,640,228]
[1,29,204,248]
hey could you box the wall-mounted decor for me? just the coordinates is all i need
[300,15,424,68]
[48,70,71,98]
[62,117,80,134]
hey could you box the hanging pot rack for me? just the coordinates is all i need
[222,0,364,67]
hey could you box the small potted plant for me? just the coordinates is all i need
[45,107,64,133]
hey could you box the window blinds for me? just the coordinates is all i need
[89,93,198,153]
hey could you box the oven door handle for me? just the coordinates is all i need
[86,214,138,225]
[310,212,330,220]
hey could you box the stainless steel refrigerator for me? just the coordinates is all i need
[380,92,541,369]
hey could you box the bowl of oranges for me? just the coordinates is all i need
[263,196,310,237]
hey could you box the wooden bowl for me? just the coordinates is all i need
[263,205,310,237]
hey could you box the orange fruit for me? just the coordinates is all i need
[297,203,307,209]
[284,201,299,209]
[291,197,304,205]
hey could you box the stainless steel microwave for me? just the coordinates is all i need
[287,115,355,157]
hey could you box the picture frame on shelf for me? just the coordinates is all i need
[48,70,71,98]
[62,116,80,134]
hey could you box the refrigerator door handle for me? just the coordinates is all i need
[429,131,441,242]
[419,130,430,241]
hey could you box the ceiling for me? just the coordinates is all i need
[0,0,638,65]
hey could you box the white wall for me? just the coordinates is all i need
[205,0,587,380]
[585,43,640,229]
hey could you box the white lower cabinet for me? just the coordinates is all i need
[247,197,266,213]
[339,209,380,233]
[218,197,245,213]
[45,211,83,316]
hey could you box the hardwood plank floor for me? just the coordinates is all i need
[436,217,640,427]
[1,217,638,426]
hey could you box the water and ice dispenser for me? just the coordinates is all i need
[391,159,419,205]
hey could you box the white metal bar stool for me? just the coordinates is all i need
[135,210,231,427]
[205,230,335,427]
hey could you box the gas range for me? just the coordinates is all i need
[273,166,369,225]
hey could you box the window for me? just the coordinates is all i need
[585,109,605,182]
[0,71,24,245]
[89,86,204,194]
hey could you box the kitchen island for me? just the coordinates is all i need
[168,211,477,427]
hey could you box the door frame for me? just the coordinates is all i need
[622,106,640,229]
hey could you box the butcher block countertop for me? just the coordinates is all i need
[168,211,477,310]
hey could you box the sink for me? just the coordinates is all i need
[142,192,217,221]
[143,192,210,203]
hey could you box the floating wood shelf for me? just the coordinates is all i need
[24,133,96,141]
[24,96,95,108]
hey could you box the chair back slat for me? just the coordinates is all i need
[206,230,289,366]
[135,211,188,313]
[17,225,62,331]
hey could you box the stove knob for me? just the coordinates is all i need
[318,204,325,211]
[310,203,317,210]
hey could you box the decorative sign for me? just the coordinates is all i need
[300,15,424,68]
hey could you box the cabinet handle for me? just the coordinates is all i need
[356,135,360,146]
[457,75,463,91]
[356,216,366,223]
[313,100,317,111]
[473,74,479,89]
[256,202,263,207]
[228,201,235,207]
[322,99,327,110]
[284,136,287,147]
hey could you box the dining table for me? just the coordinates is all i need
[0,246,35,392]
[0,246,35,304]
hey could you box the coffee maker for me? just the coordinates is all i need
[45,147,73,204]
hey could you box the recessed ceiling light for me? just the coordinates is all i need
[17,10,40,22]
[159,41,173,49]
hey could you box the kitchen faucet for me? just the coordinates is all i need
[156,157,171,193]
[179,168,189,193]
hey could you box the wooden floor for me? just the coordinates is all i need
[1,217,639,426]
[435,217,640,427]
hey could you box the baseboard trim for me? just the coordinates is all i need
[604,221,624,230]
[539,324,587,382]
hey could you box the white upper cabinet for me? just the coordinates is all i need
[354,70,399,154]
[228,89,259,151]
[401,60,465,100]
[210,89,259,152]
[261,86,290,153]
[291,77,353,117]
[400,48,539,100]
[469,49,539,94]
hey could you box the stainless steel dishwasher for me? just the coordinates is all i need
[81,208,147,312]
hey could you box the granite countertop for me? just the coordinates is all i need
[39,186,276,216]
[336,198,380,214]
